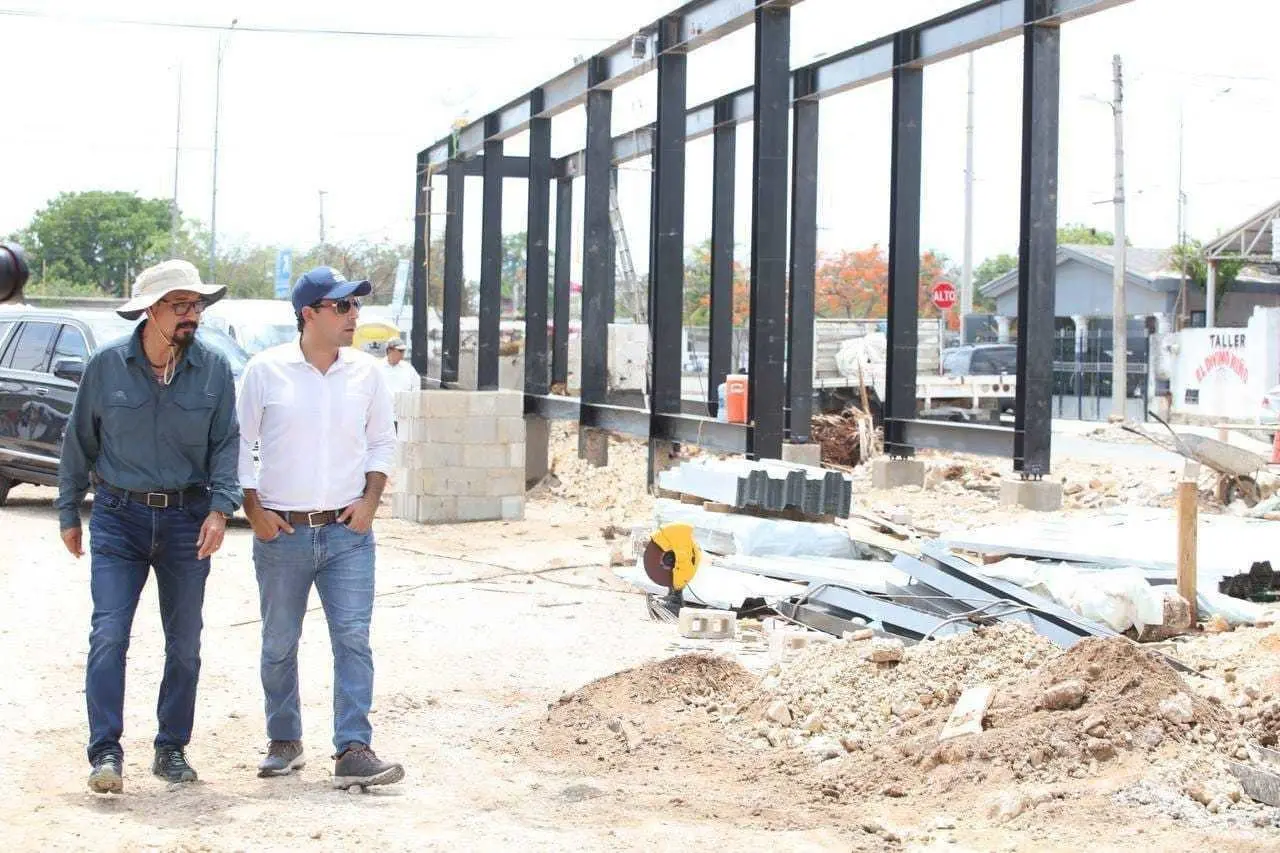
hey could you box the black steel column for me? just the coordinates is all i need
[884,32,923,457]
[649,17,686,426]
[441,159,465,384]
[525,98,551,396]
[581,66,612,408]
[708,99,736,418]
[552,179,572,388]
[747,4,790,460]
[410,152,429,377]
[787,69,819,443]
[478,118,503,390]
[1015,3,1059,477]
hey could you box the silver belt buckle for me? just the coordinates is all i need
[145,492,170,509]
[306,510,327,528]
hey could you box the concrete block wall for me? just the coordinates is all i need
[389,390,526,524]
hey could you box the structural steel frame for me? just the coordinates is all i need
[411,0,1132,473]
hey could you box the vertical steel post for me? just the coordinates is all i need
[581,64,613,409]
[747,4,791,460]
[478,119,504,391]
[441,159,465,384]
[787,68,819,443]
[410,151,430,377]
[884,31,923,457]
[1014,1,1059,477]
[525,95,551,396]
[708,98,736,418]
[552,179,573,388]
[649,17,687,422]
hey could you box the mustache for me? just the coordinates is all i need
[175,322,198,332]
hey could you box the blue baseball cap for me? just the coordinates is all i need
[291,266,372,314]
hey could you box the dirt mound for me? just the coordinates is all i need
[837,637,1232,798]
[537,654,756,770]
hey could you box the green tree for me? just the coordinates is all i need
[1057,222,1123,246]
[1169,240,1245,314]
[24,191,177,295]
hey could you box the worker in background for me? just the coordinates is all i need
[57,259,242,794]
[236,266,403,789]
[378,337,420,432]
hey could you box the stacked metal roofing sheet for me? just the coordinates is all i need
[656,458,854,518]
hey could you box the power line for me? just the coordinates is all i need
[0,8,615,42]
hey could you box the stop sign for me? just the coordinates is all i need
[931,280,957,310]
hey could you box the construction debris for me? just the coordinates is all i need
[810,406,877,468]
[656,458,854,518]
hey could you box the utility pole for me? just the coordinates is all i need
[1176,107,1188,329]
[170,65,183,257]
[1109,54,1127,421]
[318,190,328,251]
[961,52,976,326]
[209,18,237,283]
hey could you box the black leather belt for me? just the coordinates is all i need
[100,483,208,509]
[270,509,346,528]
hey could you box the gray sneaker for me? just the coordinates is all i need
[258,740,306,778]
[332,744,404,789]
[88,752,124,794]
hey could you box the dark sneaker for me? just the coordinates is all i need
[152,746,198,784]
[88,752,124,794]
[332,744,404,789]
[258,740,306,778]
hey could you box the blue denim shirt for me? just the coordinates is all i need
[56,323,242,529]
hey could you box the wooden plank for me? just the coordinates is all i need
[1177,460,1200,619]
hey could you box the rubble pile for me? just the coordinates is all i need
[528,423,655,521]
[810,407,877,468]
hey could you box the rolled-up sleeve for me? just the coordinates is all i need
[207,361,243,515]
[364,363,396,475]
[236,361,262,491]
[56,358,101,530]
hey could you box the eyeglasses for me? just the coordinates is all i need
[161,298,208,317]
[310,298,362,315]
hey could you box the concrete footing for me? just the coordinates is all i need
[999,478,1064,512]
[524,415,550,487]
[580,427,609,467]
[871,459,926,490]
[782,442,822,467]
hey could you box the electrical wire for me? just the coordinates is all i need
[0,8,616,42]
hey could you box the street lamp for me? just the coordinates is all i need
[209,17,237,283]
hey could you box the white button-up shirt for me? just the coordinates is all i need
[378,358,421,397]
[237,342,396,512]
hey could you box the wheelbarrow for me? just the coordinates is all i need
[1123,411,1270,507]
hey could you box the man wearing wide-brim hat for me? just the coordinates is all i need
[56,258,243,794]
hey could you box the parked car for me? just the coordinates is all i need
[0,307,247,505]
[940,344,1018,377]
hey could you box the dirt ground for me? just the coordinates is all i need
[2,424,1279,851]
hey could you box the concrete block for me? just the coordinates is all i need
[421,443,465,468]
[387,468,410,494]
[415,496,457,523]
[495,416,525,445]
[485,471,526,498]
[494,390,524,417]
[462,444,511,469]
[425,418,470,444]
[393,392,420,419]
[678,607,736,640]
[524,415,549,486]
[581,427,608,468]
[468,392,500,417]
[455,496,504,522]
[421,390,470,419]
[999,478,1063,512]
[871,458,926,490]
[464,418,498,445]
[782,442,823,467]
[418,467,489,497]
[509,443,527,470]
[769,629,837,660]
[500,496,525,521]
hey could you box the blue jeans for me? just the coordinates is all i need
[253,522,376,753]
[85,488,211,764]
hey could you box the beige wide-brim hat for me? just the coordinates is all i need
[117,259,227,320]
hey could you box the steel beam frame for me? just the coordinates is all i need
[883,32,924,457]
[707,99,736,419]
[478,131,504,390]
[786,68,818,443]
[1014,0,1060,476]
[525,104,552,396]
[416,0,1128,465]
[441,160,465,384]
[410,152,430,376]
[747,3,790,461]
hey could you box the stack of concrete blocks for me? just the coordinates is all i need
[389,389,526,523]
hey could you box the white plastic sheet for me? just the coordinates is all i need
[978,558,1165,633]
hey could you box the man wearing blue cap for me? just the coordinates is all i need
[235,266,403,788]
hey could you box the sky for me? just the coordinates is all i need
[2,0,1278,286]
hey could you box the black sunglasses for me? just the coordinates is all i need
[310,297,362,315]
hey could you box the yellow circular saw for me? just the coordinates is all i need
[642,523,703,592]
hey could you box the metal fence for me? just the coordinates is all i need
[1051,329,1149,422]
